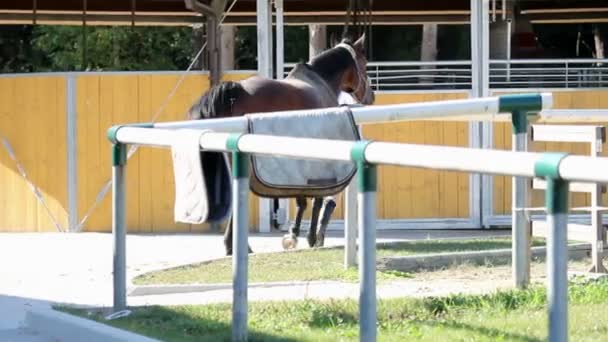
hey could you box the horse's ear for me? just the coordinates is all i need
[353,33,366,53]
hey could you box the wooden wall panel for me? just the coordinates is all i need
[0,76,67,231]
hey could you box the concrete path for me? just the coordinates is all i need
[0,229,509,340]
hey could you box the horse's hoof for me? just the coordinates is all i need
[314,235,325,248]
[307,234,316,248]
[282,234,298,250]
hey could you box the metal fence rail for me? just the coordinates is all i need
[108,93,563,342]
[285,58,608,90]
[491,59,608,89]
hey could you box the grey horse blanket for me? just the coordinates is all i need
[247,64,360,198]
[247,107,359,198]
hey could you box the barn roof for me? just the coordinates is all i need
[0,0,606,26]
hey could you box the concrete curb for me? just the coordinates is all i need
[24,307,161,342]
[130,280,344,296]
[377,243,593,273]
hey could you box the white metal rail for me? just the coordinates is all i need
[108,92,572,342]
[110,127,607,342]
[284,58,608,90]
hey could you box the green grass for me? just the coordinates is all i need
[64,278,608,341]
[134,237,545,285]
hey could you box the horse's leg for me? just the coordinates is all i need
[307,197,323,247]
[223,216,233,255]
[223,215,254,256]
[314,197,337,248]
[272,198,280,230]
[282,197,307,250]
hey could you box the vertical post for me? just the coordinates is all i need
[66,76,78,232]
[512,111,531,288]
[506,19,512,83]
[535,152,569,342]
[345,126,363,269]
[228,135,250,342]
[546,177,569,342]
[275,0,284,80]
[308,25,327,60]
[256,0,273,78]
[344,172,358,269]
[470,0,491,227]
[207,15,221,87]
[257,0,273,232]
[351,141,377,342]
[220,25,236,71]
[112,143,127,312]
[590,128,606,273]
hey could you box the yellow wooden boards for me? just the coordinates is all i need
[0,76,68,231]
[74,72,258,232]
[3,72,608,232]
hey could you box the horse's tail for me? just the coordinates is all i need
[187,81,247,120]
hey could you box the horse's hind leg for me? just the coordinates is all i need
[223,217,233,255]
[307,197,323,247]
[314,197,337,248]
[282,197,307,250]
[223,216,254,256]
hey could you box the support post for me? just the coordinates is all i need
[308,24,327,60]
[275,0,284,79]
[590,130,606,273]
[351,141,377,342]
[228,134,250,342]
[470,0,490,228]
[535,153,569,342]
[256,0,273,232]
[511,110,531,288]
[220,25,235,71]
[499,93,545,289]
[546,178,569,342]
[256,0,273,78]
[66,76,78,232]
[207,15,221,87]
[111,143,127,312]
[344,172,358,269]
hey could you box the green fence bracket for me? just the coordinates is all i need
[535,152,570,215]
[350,140,376,192]
[226,133,249,178]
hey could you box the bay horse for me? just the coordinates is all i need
[188,34,375,255]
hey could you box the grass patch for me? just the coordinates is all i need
[134,237,545,285]
[64,278,608,341]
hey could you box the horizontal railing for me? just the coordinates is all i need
[285,58,608,90]
[491,58,608,89]
[108,92,590,342]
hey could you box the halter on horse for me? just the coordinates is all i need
[188,34,374,255]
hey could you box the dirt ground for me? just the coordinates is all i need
[382,258,604,299]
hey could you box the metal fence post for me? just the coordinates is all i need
[351,141,377,342]
[111,142,127,312]
[499,94,545,289]
[344,174,358,269]
[535,153,570,342]
[511,110,531,288]
[227,134,250,342]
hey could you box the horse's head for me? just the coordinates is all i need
[335,34,375,105]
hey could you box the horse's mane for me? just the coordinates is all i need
[309,40,357,82]
[188,81,246,120]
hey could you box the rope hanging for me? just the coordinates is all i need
[342,0,372,55]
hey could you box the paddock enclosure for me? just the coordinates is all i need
[2,71,608,233]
